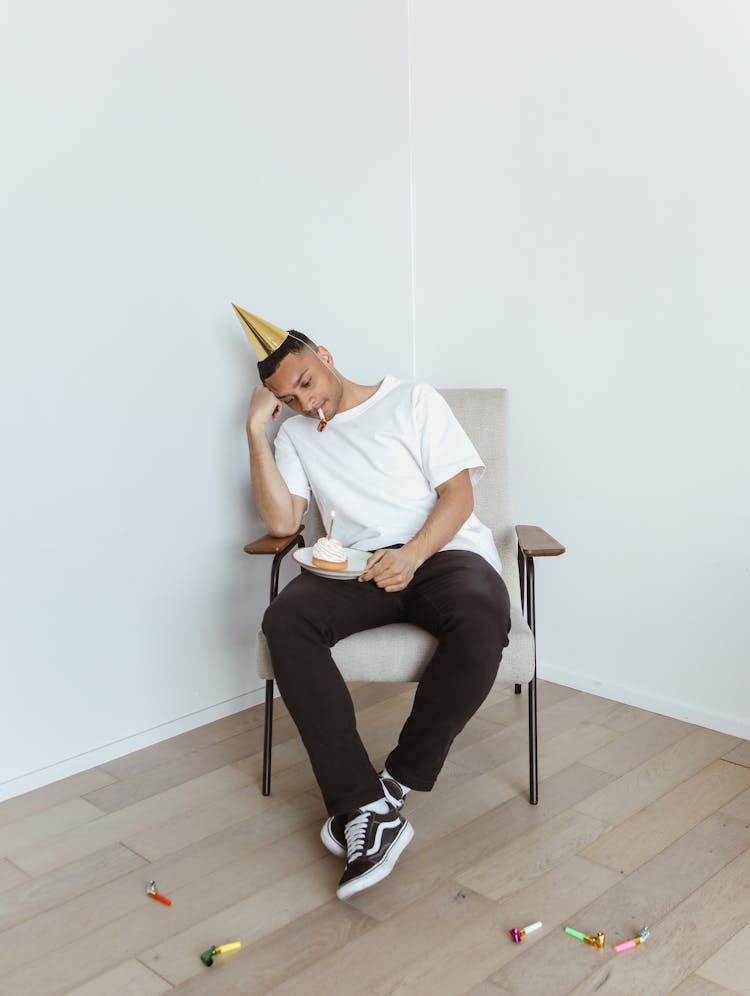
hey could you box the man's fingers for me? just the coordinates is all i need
[358,550,388,582]
[365,550,386,571]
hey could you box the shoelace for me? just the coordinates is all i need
[343,811,371,861]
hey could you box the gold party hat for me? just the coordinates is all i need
[232,304,288,361]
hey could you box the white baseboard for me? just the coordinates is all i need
[0,686,269,804]
[540,664,750,741]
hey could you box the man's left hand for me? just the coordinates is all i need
[358,546,421,592]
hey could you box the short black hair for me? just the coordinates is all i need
[257,330,317,382]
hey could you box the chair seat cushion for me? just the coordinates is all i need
[255,604,534,685]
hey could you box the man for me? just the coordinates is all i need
[237,304,511,900]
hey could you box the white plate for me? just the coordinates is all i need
[292,546,370,580]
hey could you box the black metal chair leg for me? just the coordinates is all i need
[262,535,304,796]
[261,679,274,796]
[525,555,538,804]
[515,545,526,696]
[528,672,538,804]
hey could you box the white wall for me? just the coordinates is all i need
[2,1,748,802]
[0,0,412,800]
[410,0,750,734]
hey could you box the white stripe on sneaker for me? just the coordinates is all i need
[366,816,402,857]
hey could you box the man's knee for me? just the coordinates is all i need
[454,570,511,637]
[261,597,284,641]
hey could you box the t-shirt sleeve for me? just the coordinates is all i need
[273,424,311,505]
[413,384,486,490]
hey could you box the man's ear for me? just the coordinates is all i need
[317,346,334,367]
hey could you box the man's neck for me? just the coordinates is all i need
[338,377,383,414]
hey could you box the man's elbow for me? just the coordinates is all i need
[264,513,300,538]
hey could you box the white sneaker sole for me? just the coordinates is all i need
[336,821,415,901]
[320,820,346,858]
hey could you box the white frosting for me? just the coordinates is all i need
[312,537,346,562]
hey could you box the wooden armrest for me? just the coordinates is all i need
[515,524,565,558]
[244,526,305,555]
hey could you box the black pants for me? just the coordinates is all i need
[262,550,511,816]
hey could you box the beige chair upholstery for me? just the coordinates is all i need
[246,388,564,804]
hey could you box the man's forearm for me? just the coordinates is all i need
[358,470,474,592]
[402,474,474,569]
[248,428,300,536]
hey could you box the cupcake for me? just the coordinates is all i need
[312,536,348,571]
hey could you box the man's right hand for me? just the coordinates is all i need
[247,386,282,435]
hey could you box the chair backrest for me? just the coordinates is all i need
[274,387,521,610]
[438,389,521,611]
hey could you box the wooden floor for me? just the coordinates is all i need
[2,680,750,996]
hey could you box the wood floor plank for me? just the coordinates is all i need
[373,856,619,996]
[465,984,513,996]
[0,806,326,975]
[563,844,750,995]
[138,856,341,985]
[0,858,28,894]
[346,680,417,712]
[721,785,750,821]
[396,768,528,851]
[160,899,376,995]
[0,768,115,828]
[237,732,309,777]
[582,758,750,875]
[98,707,265,781]
[694,922,750,994]
[477,680,579,726]
[6,764,254,876]
[573,727,741,826]
[723,740,750,768]
[593,700,656,734]
[491,811,750,996]
[0,820,332,994]
[84,721,295,814]
[582,713,695,777]
[371,900,517,996]
[430,722,618,828]
[0,842,146,933]
[121,778,319,862]
[63,959,173,995]
[263,882,498,996]
[502,854,620,933]
[670,974,739,995]
[453,690,626,775]
[534,719,621,774]
[0,797,104,855]
[456,809,609,901]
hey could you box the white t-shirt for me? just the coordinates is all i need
[273,376,502,574]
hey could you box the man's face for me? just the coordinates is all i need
[264,346,343,421]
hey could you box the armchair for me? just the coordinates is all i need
[244,389,564,805]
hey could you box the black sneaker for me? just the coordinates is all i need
[320,775,405,857]
[336,806,414,900]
